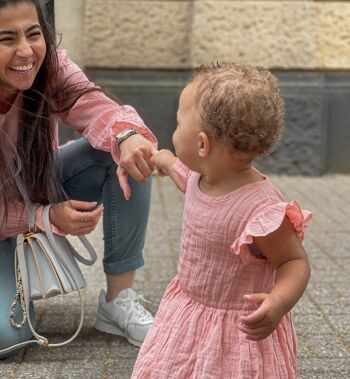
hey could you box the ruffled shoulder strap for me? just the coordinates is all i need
[230,201,312,264]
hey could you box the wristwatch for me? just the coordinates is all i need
[115,128,139,152]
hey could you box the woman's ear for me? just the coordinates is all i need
[198,132,210,157]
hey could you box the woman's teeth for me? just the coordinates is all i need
[10,64,34,72]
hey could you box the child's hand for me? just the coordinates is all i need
[151,149,176,177]
[238,293,285,341]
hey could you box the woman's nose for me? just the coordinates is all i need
[15,39,33,58]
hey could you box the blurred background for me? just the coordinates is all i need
[52,0,350,175]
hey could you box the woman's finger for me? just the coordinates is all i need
[72,219,100,235]
[117,166,131,200]
[69,199,98,211]
[124,155,152,180]
[75,206,103,224]
[71,227,95,236]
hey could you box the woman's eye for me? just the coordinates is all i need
[28,32,42,38]
[0,38,14,43]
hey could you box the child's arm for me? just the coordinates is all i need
[152,149,186,192]
[238,217,311,341]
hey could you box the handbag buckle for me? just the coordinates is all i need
[23,227,37,238]
[37,338,51,349]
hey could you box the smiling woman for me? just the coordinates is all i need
[0,4,46,97]
[0,0,59,215]
[0,0,157,358]
[0,23,45,92]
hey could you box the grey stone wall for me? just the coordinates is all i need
[76,69,350,176]
[258,73,328,176]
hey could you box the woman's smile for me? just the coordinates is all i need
[9,62,34,73]
[0,3,46,98]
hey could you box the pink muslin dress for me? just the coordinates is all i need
[132,161,311,379]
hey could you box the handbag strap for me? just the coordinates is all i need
[28,205,36,231]
[42,205,97,266]
[0,203,97,354]
[0,235,86,354]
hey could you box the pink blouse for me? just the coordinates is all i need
[0,49,157,239]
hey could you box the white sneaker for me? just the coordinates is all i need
[94,288,153,347]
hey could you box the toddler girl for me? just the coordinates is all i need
[132,63,312,378]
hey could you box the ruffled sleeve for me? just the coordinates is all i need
[172,159,191,192]
[230,201,312,264]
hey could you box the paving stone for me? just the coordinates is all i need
[299,358,350,378]
[13,361,61,378]
[0,363,18,378]
[60,360,104,379]
[0,174,349,378]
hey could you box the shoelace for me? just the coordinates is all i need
[117,294,152,333]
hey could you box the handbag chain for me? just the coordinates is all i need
[9,266,28,329]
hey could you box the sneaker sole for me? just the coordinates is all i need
[94,318,142,347]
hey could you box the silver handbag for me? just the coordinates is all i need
[0,204,97,355]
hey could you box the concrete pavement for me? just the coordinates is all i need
[0,174,349,379]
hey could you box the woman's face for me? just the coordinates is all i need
[0,2,46,98]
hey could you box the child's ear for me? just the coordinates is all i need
[198,132,210,157]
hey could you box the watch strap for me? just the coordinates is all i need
[115,128,138,151]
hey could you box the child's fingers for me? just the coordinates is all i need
[240,293,269,325]
[155,166,166,176]
[243,293,267,304]
[239,322,267,337]
[244,329,270,341]
[239,319,274,340]
[240,305,268,325]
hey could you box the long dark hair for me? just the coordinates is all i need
[0,0,99,226]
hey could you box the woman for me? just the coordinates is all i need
[0,0,157,356]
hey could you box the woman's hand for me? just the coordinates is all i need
[117,134,158,200]
[238,293,285,341]
[49,200,104,236]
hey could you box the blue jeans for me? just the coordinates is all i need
[0,138,151,355]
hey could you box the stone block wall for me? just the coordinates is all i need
[73,0,350,70]
[55,0,350,174]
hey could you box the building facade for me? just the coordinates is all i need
[55,0,350,175]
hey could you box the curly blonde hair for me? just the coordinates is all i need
[191,63,285,157]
